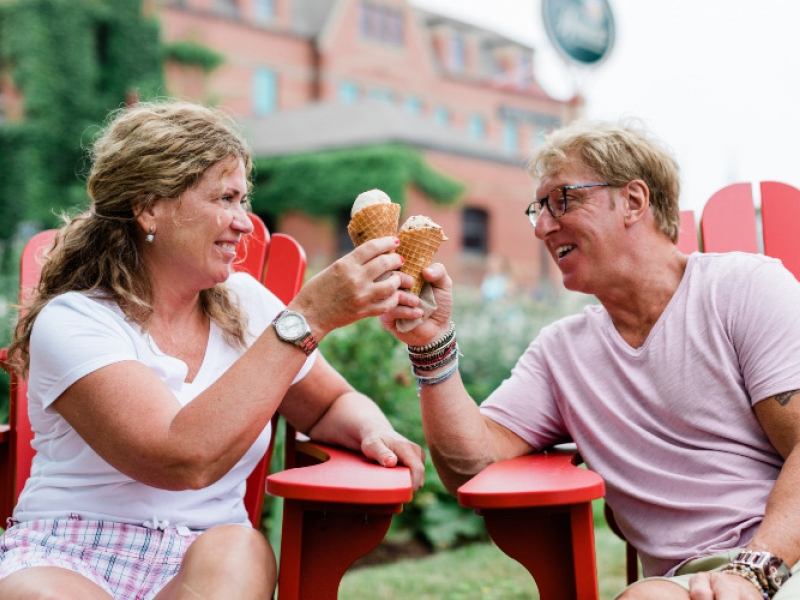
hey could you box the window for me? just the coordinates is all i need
[462,208,489,254]
[404,96,422,114]
[253,68,277,116]
[468,114,485,140]
[517,53,532,88]
[338,81,359,104]
[254,0,275,20]
[359,2,404,45]
[502,119,518,155]
[434,107,450,127]
[214,0,240,18]
[368,88,395,103]
[450,32,466,72]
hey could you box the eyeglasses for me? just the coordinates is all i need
[525,182,611,227]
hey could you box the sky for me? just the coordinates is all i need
[409,0,800,214]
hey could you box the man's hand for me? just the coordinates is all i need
[689,571,765,600]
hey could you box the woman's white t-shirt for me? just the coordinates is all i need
[14,272,315,531]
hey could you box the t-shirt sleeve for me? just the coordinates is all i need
[479,328,571,451]
[29,294,140,410]
[228,272,316,383]
[732,259,800,405]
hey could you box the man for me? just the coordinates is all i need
[385,120,800,599]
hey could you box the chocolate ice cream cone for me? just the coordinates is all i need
[398,225,447,296]
[348,202,401,247]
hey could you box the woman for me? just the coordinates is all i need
[0,100,425,600]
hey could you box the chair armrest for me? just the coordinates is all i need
[266,440,413,505]
[457,447,605,509]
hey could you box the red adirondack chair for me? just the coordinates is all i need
[0,213,413,600]
[457,181,800,599]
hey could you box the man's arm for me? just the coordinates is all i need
[417,370,534,495]
[747,388,800,565]
[689,389,800,599]
[382,262,535,495]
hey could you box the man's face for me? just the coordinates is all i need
[533,158,624,294]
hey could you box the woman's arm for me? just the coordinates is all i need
[278,354,426,490]
[51,237,411,490]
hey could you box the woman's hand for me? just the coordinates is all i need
[360,429,426,491]
[381,262,454,347]
[290,237,410,337]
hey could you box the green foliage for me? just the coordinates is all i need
[0,0,163,237]
[320,317,421,441]
[163,40,224,73]
[320,290,593,550]
[251,144,465,220]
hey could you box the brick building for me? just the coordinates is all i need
[156,1,581,288]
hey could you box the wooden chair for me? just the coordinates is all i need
[456,181,800,599]
[0,213,413,600]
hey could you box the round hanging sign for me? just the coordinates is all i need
[541,0,615,66]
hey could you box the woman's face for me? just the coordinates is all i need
[144,157,254,293]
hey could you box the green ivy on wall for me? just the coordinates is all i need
[250,143,465,219]
[163,40,224,73]
[0,0,162,264]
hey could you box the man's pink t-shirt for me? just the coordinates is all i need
[480,252,800,577]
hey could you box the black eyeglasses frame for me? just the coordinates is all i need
[525,182,611,227]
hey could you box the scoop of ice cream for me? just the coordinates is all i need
[400,215,441,231]
[352,188,392,217]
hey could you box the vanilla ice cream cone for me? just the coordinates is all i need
[398,216,447,296]
[348,202,401,247]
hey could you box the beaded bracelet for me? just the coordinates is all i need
[720,564,769,600]
[407,322,455,354]
[414,356,459,393]
[413,345,459,372]
[407,338,457,361]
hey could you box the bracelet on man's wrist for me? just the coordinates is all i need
[407,322,455,354]
[413,356,460,393]
[407,338,457,362]
[412,345,459,371]
[720,564,770,600]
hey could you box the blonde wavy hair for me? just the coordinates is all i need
[529,119,682,242]
[8,100,255,375]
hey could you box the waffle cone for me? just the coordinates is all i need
[398,226,447,296]
[348,203,401,247]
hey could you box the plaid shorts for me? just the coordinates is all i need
[0,518,201,600]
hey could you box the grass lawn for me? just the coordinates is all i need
[339,518,631,599]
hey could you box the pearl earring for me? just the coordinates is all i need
[146,227,155,243]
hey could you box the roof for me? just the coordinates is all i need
[238,100,526,165]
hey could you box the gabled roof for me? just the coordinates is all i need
[290,0,339,37]
[238,100,524,165]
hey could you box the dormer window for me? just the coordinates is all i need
[359,2,404,46]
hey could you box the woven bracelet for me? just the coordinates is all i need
[414,356,459,393]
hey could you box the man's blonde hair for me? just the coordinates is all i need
[529,119,681,242]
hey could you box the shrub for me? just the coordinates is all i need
[319,285,593,549]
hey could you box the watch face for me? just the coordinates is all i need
[277,312,307,341]
[767,558,791,588]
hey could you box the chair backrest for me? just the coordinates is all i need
[235,214,307,527]
[698,181,800,279]
[0,213,306,529]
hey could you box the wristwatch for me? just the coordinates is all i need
[732,551,792,597]
[271,310,318,356]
